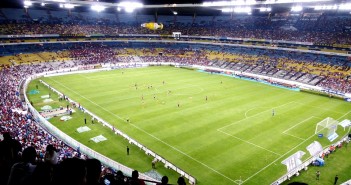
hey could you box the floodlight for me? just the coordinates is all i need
[118,2,143,13]
[291,6,303,12]
[339,3,351,10]
[259,7,271,12]
[64,3,75,9]
[234,7,251,13]
[24,1,33,6]
[91,5,106,12]
[41,2,45,6]
[173,11,178,15]
[221,8,232,12]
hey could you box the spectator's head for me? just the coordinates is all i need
[46,144,56,152]
[22,146,36,163]
[86,158,102,185]
[132,170,139,179]
[58,158,87,185]
[161,176,168,185]
[2,132,11,140]
[177,176,186,185]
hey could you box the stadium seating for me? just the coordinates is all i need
[0,8,350,44]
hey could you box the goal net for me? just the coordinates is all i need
[315,117,339,139]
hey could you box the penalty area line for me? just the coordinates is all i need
[217,129,282,156]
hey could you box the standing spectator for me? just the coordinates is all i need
[44,144,58,165]
[334,175,338,185]
[86,158,103,185]
[0,132,22,185]
[7,146,37,185]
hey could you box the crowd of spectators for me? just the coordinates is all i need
[0,9,350,45]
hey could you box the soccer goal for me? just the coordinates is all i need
[315,117,339,141]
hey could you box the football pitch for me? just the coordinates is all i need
[29,66,351,184]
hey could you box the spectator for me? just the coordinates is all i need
[177,176,186,185]
[0,132,22,185]
[7,146,37,185]
[128,170,146,185]
[44,144,58,165]
[157,176,168,185]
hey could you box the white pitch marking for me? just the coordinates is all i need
[46,78,238,184]
[218,101,298,131]
[218,129,282,156]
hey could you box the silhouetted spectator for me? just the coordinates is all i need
[128,170,145,185]
[54,158,87,185]
[7,146,37,185]
[30,161,55,185]
[44,144,58,165]
[157,176,168,185]
[116,170,127,185]
[86,158,104,185]
[0,132,22,185]
[177,176,186,185]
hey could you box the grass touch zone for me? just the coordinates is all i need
[27,66,351,184]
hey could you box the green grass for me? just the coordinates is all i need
[27,66,351,185]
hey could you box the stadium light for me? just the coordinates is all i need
[291,6,303,12]
[203,0,256,7]
[63,3,75,9]
[41,2,45,6]
[259,7,271,12]
[339,3,351,10]
[234,7,251,13]
[173,11,178,15]
[222,6,251,13]
[24,1,33,7]
[91,5,106,12]
[118,2,143,13]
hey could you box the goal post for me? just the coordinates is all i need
[315,117,339,139]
